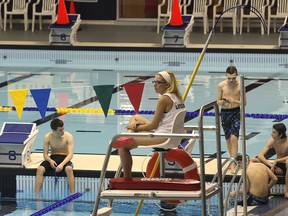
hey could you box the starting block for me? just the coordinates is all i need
[278,16,288,49]
[0,122,38,167]
[49,14,81,46]
[162,15,194,48]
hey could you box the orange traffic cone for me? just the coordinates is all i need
[169,0,183,26]
[70,0,76,14]
[57,0,69,25]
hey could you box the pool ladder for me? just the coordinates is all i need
[208,154,250,216]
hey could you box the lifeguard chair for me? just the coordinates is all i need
[91,102,224,216]
[162,15,194,48]
[278,16,288,49]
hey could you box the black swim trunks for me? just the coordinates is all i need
[229,192,269,206]
[40,154,73,171]
[220,107,240,140]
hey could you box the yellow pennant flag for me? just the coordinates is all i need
[8,89,29,119]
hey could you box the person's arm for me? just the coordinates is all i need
[257,138,274,168]
[216,83,225,106]
[126,116,149,131]
[136,95,171,132]
[266,166,278,190]
[274,156,288,164]
[43,134,57,169]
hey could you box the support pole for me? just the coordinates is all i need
[240,75,247,215]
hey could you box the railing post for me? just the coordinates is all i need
[240,75,247,215]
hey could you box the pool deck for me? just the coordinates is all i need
[0,23,282,50]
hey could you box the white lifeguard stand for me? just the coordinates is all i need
[278,17,288,49]
[162,15,194,48]
[49,14,81,46]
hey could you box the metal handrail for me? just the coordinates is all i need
[197,101,223,216]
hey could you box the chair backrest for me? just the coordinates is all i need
[147,109,187,149]
[242,0,266,16]
[214,0,238,16]
[42,0,56,12]
[170,109,187,133]
[223,0,239,13]
[192,0,208,14]
[12,0,27,11]
[223,0,238,11]
[276,0,288,15]
[249,0,266,13]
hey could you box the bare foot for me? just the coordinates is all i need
[284,192,288,199]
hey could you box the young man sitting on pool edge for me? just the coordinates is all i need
[252,123,288,199]
[35,118,75,194]
[229,158,278,206]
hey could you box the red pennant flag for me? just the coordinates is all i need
[58,93,69,108]
[58,92,69,121]
[123,83,145,114]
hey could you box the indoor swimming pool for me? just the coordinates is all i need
[0,48,287,215]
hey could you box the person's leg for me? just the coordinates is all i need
[221,112,235,172]
[65,165,75,194]
[226,138,232,157]
[119,137,167,178]
[229,134,239,173]
[116,115,146,177]
[35,166,46,193]
[119,146,133,178]
[225,135,236,174]
[126,114,150,132]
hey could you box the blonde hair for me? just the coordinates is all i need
[160,70,183,103]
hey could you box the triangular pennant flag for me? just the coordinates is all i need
[123,83,145,114]
[58,92,69,108]
[30,88,51,121]
[93,85,114,117]
[8,89,29,119]
[58,92,70,121]
[170,0,183,26]
[57,0,69,25]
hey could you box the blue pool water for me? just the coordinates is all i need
[5,196,220,215]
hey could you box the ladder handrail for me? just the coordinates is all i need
[197,101,223,216]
